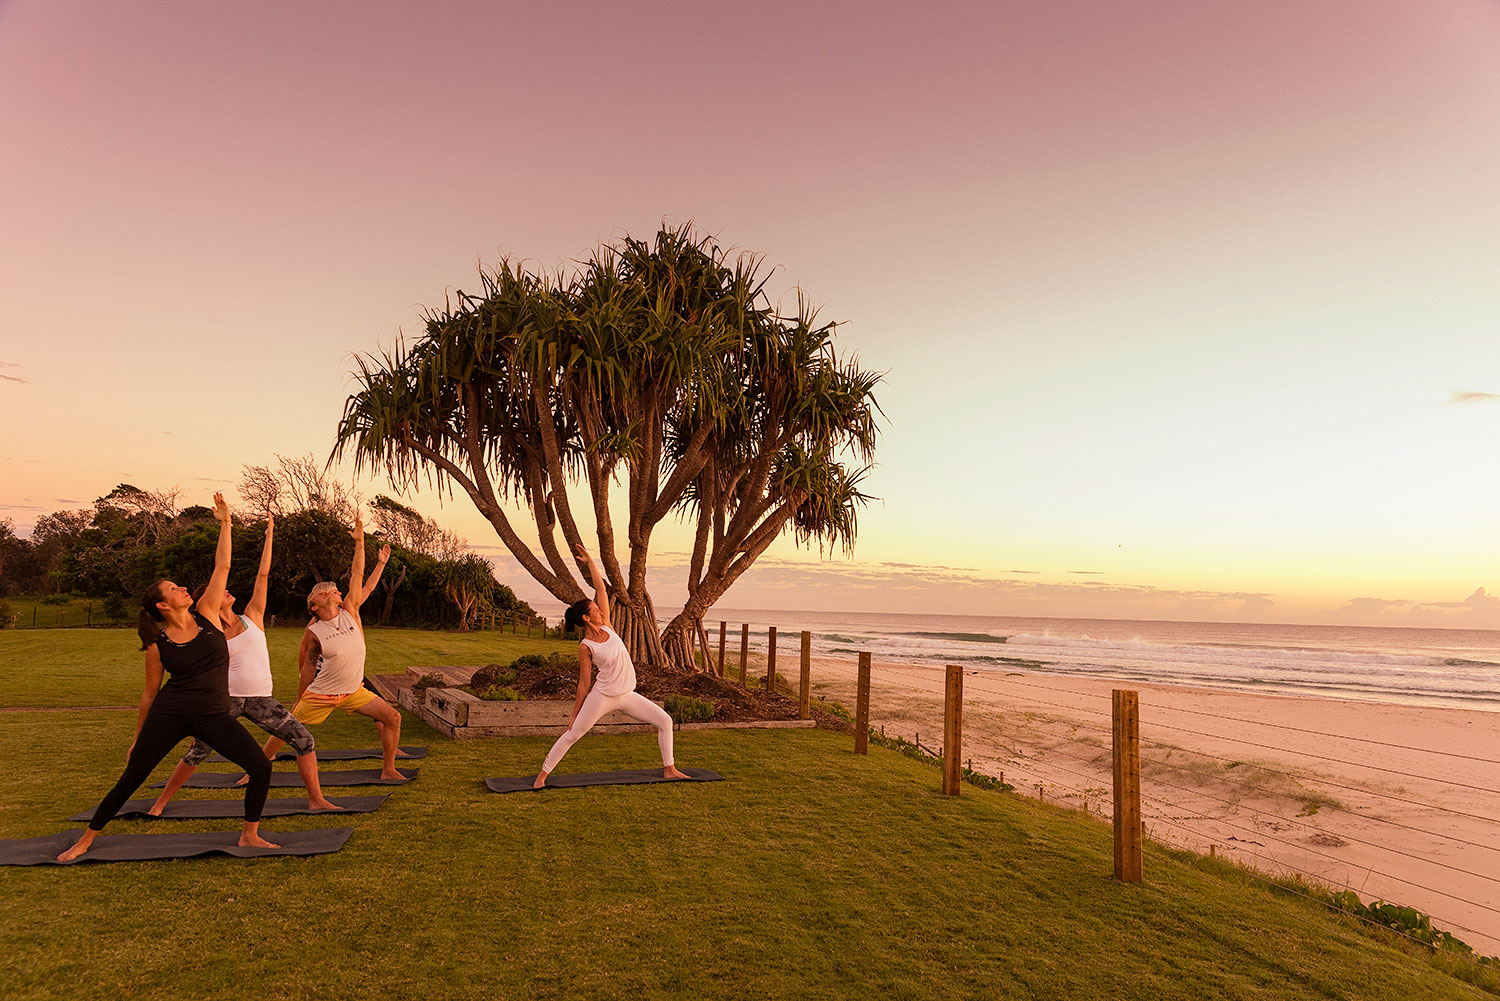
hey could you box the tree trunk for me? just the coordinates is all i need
[659,597,713,672]
[610,591,671,668]
[379,565,407,624]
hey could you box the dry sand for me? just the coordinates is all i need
[791,654,1500,955]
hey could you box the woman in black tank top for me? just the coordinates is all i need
[56,494,279,862]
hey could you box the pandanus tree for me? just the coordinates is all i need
[333,225,881,669]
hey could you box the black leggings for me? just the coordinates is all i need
[88,709,272,830]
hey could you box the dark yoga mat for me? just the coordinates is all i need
[68,795,389,822]
[0,827,354,866]
[153,768,418,788]
[485,767,723,794]
[206,746,427,763]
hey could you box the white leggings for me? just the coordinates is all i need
[541,688,675,773]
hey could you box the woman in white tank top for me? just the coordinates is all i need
[146,515,343,813]
[533,545,691,788]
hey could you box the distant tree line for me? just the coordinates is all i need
[0,455,536,630]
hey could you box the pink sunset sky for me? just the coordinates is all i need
[3,1,1500,625]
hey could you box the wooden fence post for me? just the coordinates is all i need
[854,652,871,754]
[766,626,777,692]
[942,664,963,796]
[1112,689,1143,884]
[739,623,749,687]
[718,621,726,677]
[799,630,811,719]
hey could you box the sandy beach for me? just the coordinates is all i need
[792,654,1500,955]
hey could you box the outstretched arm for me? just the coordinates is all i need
[570,645,592,727]
[128,646,165,760]
[359,544,391,603]
[296,629,319,701]
[195,493,233,622]
[574,543,608,623]
[343,515,366,615]
[245,514,274,627]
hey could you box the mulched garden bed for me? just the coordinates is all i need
[455,654,852,729]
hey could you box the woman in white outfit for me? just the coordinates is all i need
[533,544,690,788]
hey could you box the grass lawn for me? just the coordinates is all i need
[1,630,1496,1000]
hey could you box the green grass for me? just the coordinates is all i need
[1,594,118,630]
[0,631,1496,1000]
[0,625,570,708]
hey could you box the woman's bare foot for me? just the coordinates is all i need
[306,797,344,811]
[664,765,690,780]
[379,769,408,782]
[238,822,280,849]
[238,832,281,849]
[145,802,166,817]
[532,770,548,789]
[56,830,97,862]
[233,774,249,787]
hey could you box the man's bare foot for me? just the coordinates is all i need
[145,803,166,817]
[56,833,95,862]
[532,771,548,789]
[380,770,408,782]
[238,833,281,849]
[394,748,414,758]
[307,798,344,811]
[233,774,249,787]
[664,766,690,780]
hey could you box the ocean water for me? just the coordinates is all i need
[698,608,1500,712]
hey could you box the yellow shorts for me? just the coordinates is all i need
[292,686,378,725]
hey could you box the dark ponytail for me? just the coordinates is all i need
[137,581,168,650]
[564,599,592,632]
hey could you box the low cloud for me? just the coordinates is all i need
[1333,588,1500,627]
[0,362,28,385]
[1449,390,1499,404]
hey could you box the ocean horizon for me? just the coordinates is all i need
[689,607,1500,713]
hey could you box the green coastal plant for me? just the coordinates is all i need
[663,694,715,723]
[475,685,522,701]
[411,672,447,692]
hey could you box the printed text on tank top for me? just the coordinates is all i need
[305,608,367,697]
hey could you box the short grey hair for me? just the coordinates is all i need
[307,581,339,613]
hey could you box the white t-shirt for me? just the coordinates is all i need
[226,615,274,698]
[581,625,636,697]
[304,608,367,697]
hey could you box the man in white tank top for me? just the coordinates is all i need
[533,544,691,788]
[260,516,409,781]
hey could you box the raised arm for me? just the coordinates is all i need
[195,493,233,622]
[343,515,366,615]
[574,543,608,623]
[245,514,274,627]
[359,544,391,603]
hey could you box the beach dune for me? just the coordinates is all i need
[798,655,1500,956]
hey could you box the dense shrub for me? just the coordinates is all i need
[101,593,129,622]
[510,652,574,672]
[469,662,519,690]
[411,672,447,692]
[475,685,522,701]
[662,694,715,723]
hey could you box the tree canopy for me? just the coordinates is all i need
[335,224,881,668]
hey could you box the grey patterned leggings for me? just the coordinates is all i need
[181,696,316,766]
